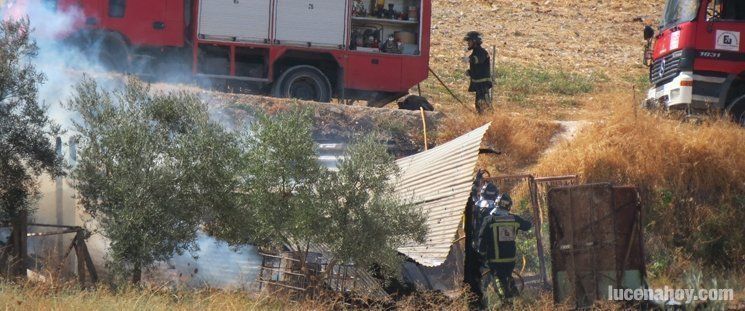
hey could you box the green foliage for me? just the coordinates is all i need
[210,109,326,249]
[494,63,595,97]
[0,18,63,222]
[211,109,427,277]
[646,189,745,269]
[69,78,241,283]
[322,135,427,272]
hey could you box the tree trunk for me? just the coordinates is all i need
[131,261,141,284]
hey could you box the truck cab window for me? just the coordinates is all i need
[722,0,745,20]
[109,0,126,18]
[708,0,745,21]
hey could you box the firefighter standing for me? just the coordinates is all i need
[473,182,499,242]
[476,193,532,300]
[464,31,493,114]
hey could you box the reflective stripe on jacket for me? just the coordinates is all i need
[476,213,532,264]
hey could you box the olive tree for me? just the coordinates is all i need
[319,135,427,275]
[210,109,426,283]
[207,109,328,252]
[0,18,64,223]
[69,78,241,283]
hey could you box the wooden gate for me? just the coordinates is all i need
[547,183,646,308]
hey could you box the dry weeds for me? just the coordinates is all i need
[535,102,745,268]
[436,112,561,174]
[0,280,580,311]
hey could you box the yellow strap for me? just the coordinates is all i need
[471,77,491,83]
[489,222,520,263]
[489,257,516,263]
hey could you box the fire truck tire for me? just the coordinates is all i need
[727,94,745,126]
[98,35,130,73]
[272,65,332,103]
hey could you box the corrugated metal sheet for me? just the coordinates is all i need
[395,123,491,267]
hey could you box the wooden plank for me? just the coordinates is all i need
[27,223,82,229]
[74,232,86,285]
[80,239,98,283]
[257,280,307,292]
[26,229,79,237]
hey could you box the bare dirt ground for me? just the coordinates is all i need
[431,0,661,74]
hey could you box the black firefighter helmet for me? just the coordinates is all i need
[480,182,499,201]
[463,31,483,45]
[497,193,513,211]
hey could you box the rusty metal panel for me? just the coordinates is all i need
[396,123,491,267]
[548,183,645,308]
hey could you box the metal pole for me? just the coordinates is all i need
[529,176,550,287]
[491,45,496,105]
[420,107,429,150]
[428,67,467,106]
[55,137,64,267]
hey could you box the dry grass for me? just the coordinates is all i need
[0,280,588,311]
[2,279,742,310]
[535,102,745,268]
[435,110,561,174]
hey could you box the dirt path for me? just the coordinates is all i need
[542,120,589,156]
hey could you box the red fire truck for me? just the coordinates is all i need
[7,0,431,106]
[644,0,745,124]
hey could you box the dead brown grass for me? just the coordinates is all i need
[435,110,561,174]
[0,280,584,311]
[535,102,745,268]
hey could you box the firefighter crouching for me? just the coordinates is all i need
[476,193,532,299]
[464,31,493,114]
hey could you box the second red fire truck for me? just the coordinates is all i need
[644,0,745,125]
[4,0,431,106]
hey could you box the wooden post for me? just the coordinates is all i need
[9,210,28,278]
[80,238,98,283]
[74,231,86,285]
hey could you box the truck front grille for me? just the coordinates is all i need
[650,51,682,86]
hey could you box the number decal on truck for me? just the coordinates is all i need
[308,3,314,10]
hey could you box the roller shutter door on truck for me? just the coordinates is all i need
[198,0,271,43]
[274,0,347,48]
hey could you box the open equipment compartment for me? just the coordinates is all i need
[350,0,422,55]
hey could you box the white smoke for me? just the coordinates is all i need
[2,0,123,131]
[3,1,271,288]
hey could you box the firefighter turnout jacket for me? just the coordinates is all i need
[476,212,532,263]
[467,45,493,92]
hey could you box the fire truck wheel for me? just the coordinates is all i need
[727,94,745,126]
[98,35,130,73]
[272,65,332,102]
